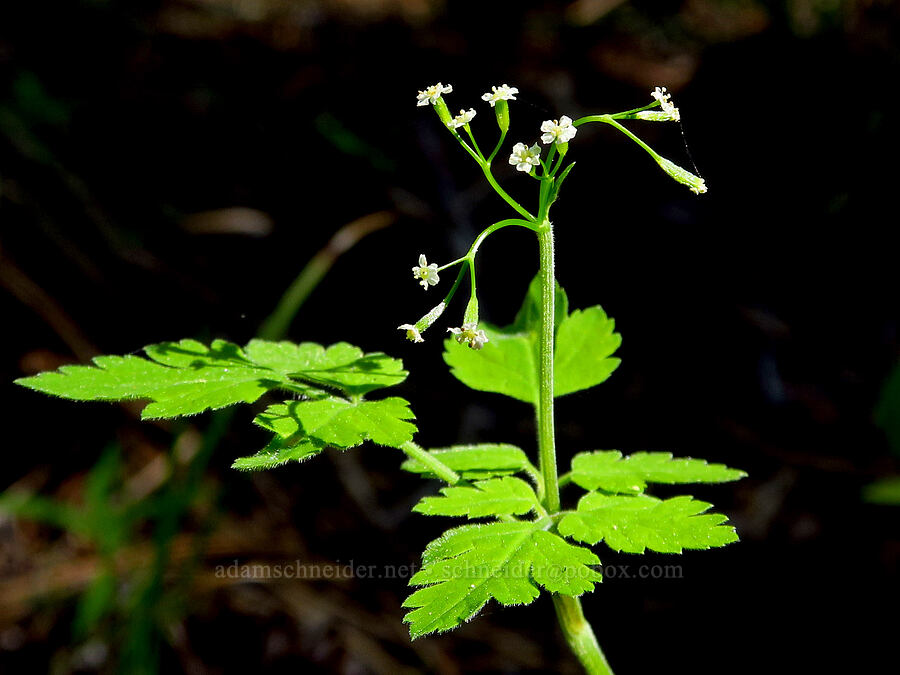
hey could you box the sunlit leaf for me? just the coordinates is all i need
[569,451,746,494]
[558,493,738,553]
[403,520,600,639]
[412,476,538,518]
[232,396,416,470]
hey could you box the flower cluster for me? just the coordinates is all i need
[407,80,707,349]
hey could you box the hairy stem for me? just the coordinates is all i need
[400,441,460,485]
[536,222,560,513]
[553,595,614,675]
[537,213,614,674]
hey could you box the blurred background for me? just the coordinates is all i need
[1,1,898,673]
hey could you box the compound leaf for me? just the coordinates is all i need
[401,443,532,480]
[412,477,538,518]
[558,493,739,553]
[403,520,600,639]
[232,396,416,470]
[17,338,407,420]
[570,451,746,494]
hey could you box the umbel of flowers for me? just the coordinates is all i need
[401,82,706,349]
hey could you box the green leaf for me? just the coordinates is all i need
[569,451,747,494]
[244,340,407,395]
[16,338,407,419]
[232,396,416,470]
[554,307,622,397]
[558,493,739,553]
[443,274,621,402]
[444,328,537,403]
[508,273,569,336]
[401,443,533,480]
[412,477,538,518]
[403,520,600,639]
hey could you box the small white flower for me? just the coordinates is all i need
[416,82,453,107]
[470,329,489,350]
[447,323,490,350]
[508,142,541,173]
[650,86,680,122]
[481,84,518,107]
[540,115,577,145]
[398,324,424,343]
[447,108,477,129]
[412,253,440,290]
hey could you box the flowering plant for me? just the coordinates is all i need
[16,82,738,674]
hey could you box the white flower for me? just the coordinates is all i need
[416,82,453,107]
[481,84,518,107]
[398,324,424,343]
[447,323,490,350]
[412,253,440,290]
[540,115,577,145]
[650,86,680,122]
[508,142,541,173]
[447,108,477,129]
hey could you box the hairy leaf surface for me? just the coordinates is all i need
[412,477,538,518]
[558,493,739,553]
[232,396,416,470]
[570,451,746,494]
[401,443,533,480]
[404,520,600,639]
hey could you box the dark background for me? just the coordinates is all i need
[1,1,898,673]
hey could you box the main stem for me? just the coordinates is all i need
[536,219,614,675]
[552,595,614,675]
[536,222,560,513]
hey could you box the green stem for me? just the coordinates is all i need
[536,221,559,513]
[552,595,614,675]
[535,207,614,675]
[399,441,460,485]
[480,162,536,221]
